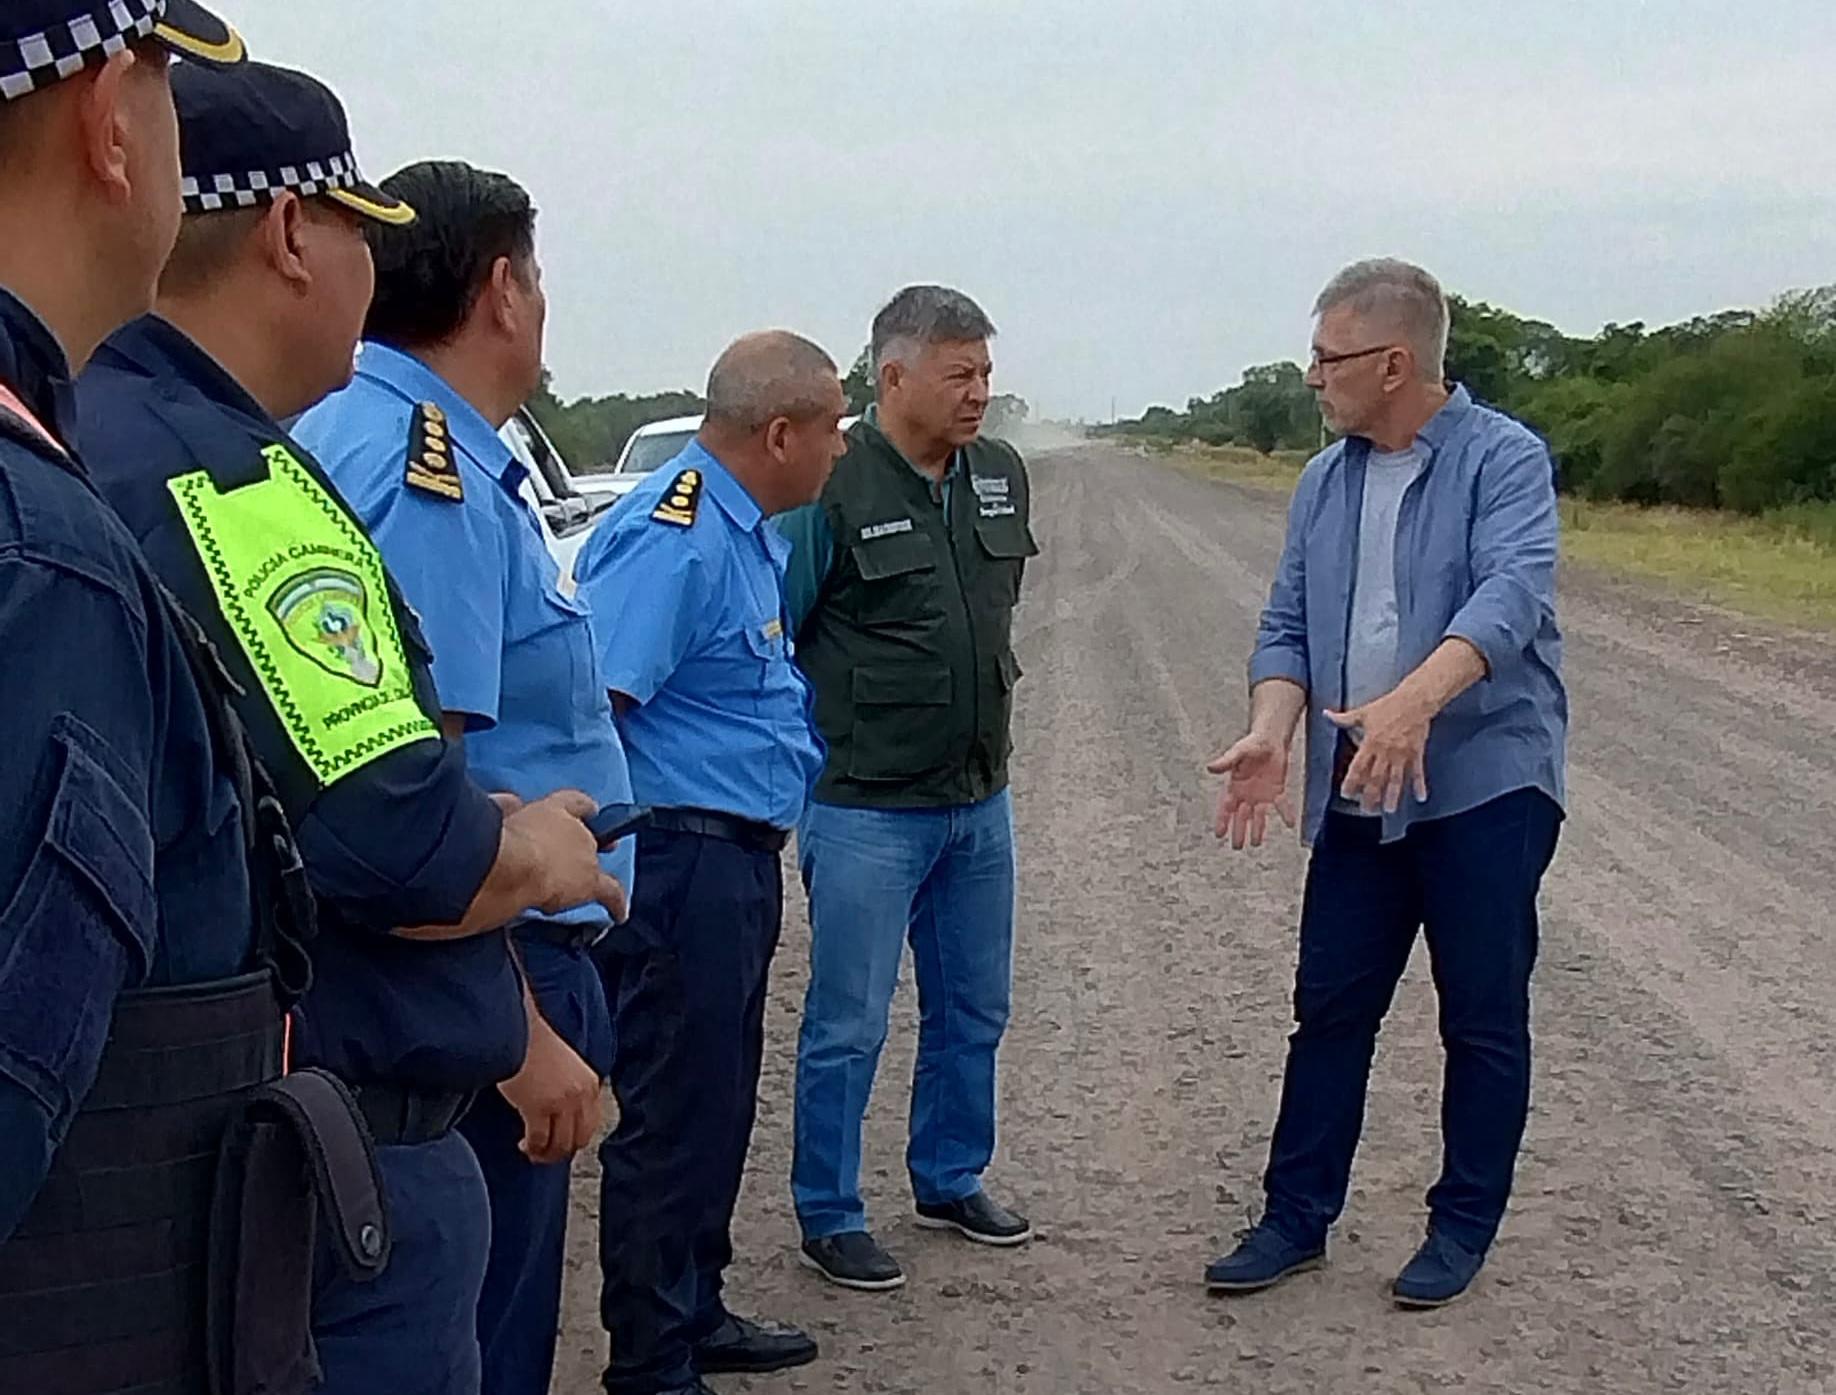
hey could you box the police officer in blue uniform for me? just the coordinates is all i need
[573,332,845,1395]
[0,7,386,1393]
[74,64,625,1395]
[295,160,637,1395]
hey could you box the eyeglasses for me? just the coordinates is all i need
[1308,344,1395,370]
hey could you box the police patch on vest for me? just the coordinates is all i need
[860,518,913,541]
[652,468,702,526]
[169,444,438,785]
[269,567,383,688]
[404,400,462,501]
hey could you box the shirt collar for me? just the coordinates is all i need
[860,405,964,482]
[0,285,79,447]
[681,438,764,532]
[1415,383,1473,452]
[98,314,278,432]
[354,339,520,481]
[1342,383,1473,467]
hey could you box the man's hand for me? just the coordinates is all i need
[503,790,629,922]
[1324,688,1434,814]
[1208,732,1297,850]
[497,1012,603,1164]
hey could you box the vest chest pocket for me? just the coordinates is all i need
[972,514,1039,610]
[846,528,941,625]
[846,664,955,781]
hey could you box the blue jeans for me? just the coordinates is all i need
[1262,788,1562,1255]
[460,933,612,1395]
[791,791,1017,1240]
[311,1131,491,1395]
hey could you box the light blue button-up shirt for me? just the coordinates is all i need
[574,439,825,830]
[1250,386,1567,846]
[294,342,637,923]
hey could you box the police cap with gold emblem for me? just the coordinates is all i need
[1,0,243,103]
[172,58,416,226]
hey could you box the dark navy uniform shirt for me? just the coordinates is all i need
[0,291,254,1238]
[75,315,526,1092]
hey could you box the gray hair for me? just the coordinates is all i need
[1313,258,1449,381]
[704,330,840,433]
[870,284,997,373]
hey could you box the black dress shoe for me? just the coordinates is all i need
[692,1313,818,1375]
[914,1190,1033,1246]
[800,1230,907,1291]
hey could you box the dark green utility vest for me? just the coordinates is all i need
[796,419,1038,808]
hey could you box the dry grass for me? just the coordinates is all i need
[1560,500,1836,628]
[1150,442,1836,631]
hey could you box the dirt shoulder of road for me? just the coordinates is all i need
[1123,440,1836,632]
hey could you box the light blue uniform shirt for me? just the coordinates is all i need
[573,439,824,830]
[1251,386,1567,846]
[294,342,636,925]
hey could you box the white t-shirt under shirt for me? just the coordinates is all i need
[1338,442,1427,812]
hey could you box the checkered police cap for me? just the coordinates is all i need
[1,1,243,103]
[173,61,416,226]
[181,151,368,212]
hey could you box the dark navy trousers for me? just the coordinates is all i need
[460,936,613,1395]
[311,1132,491,1395]
[1262,788,1562,1254]
[595,828,781,1395]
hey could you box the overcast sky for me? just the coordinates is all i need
[233,1,1836,422]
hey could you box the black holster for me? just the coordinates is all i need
[206,1068,389,1395]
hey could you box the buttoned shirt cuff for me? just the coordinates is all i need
[1248,646,1310,690]
[1442,615,1509,681]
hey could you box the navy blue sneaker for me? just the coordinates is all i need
[1392,1230,1485,1309]
[1204,1223,1326,1293]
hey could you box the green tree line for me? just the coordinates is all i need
[1101,287,1836,514]
[526,375,705,475]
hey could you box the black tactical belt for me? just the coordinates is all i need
[351,1083,473,1147]
[515,917,610,953]
[648,807,789,854]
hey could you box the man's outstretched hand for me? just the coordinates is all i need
[1208,732,1297,850]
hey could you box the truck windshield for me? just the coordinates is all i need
[618,429,697,476]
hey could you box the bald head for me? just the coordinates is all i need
[696,329,847,515]
[704,330,840,433]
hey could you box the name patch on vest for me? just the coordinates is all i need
[971,475,1015,517]
[859,518,914,541]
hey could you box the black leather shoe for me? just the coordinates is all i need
[800,1230,907,1291]
[692,1313,819,1375]
[915,1190,1033,1246]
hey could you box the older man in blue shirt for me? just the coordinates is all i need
[574,332,842,1395]
[1204,258,1566,1310]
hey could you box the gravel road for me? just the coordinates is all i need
[552,443,1836,1395]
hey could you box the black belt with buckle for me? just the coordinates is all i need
[351,1083,474,1147]
[514,918,610,952]
[647,807,789,854]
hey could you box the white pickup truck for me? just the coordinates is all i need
[498,408,612,586]
[500,410,858,584]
